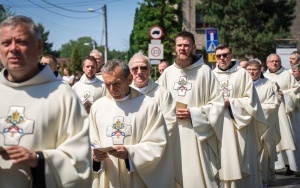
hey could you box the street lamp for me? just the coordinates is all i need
[88,5,108,64]
[84,40,96,50]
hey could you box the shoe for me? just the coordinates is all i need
[286,166,294,176]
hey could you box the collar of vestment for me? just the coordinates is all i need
[254,77,270,88]
[84,76,98,84]
[218,60,236,71]
[0,65,58,88]
[265,66,285,75]
[131,79,158,95]
[215,60,240,73]
[173,54,203,70]
[106,87,143,101]
[132,84,148,94]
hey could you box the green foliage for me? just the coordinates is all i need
[198,0,296,61]
[60,36,95,58]
[60,37,130,62]
[70,45,82,73]
[108,49,128,62]
[38,24,53,55]
[129,0,182,62]
[0,5,14,23]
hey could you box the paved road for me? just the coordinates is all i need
[269,169,300,188]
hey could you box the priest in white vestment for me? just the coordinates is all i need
[213,44,268,188]
[291,63,300,176]
[72,56,106,113]
[89,60,174,188]
[90,49,104,80]
[246,59,280,186]
[157,31,225,188]
[264,54,300,175]
[0,15,92,188]
[288,51,300,74]
[128,51,180,186]
[40,54,62,80]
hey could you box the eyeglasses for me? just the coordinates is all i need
[131,66,148,73]
[216,53,231,59]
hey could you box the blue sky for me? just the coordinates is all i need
[0,0,141,51]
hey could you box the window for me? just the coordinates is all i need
[196,9,207,29]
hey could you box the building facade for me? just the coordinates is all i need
[182,0,300,54]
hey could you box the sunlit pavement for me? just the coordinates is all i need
[269,169,300,188]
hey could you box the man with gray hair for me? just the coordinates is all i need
[289,51,300,73]
[128,51,179,185]
[89,60,174,187]
[90,49,103,79]
[264,53,300,176]
[0,15,91,187]
[246,59,280,186]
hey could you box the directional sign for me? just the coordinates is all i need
[206,28,218,53]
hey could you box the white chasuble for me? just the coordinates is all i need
[72,75,107,113]
[157,56,225,188]
[254,77,280,183]
[89,88,174,188]
[131,79,180,186]
[0,66,92,188]
[213,63,267,188]
[264,67,300,172]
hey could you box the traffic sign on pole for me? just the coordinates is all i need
[206,28,218,53]
[148,44,164,59]
[149,26,164,39]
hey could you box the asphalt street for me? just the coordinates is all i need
[269,169,300,188]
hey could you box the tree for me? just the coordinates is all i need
[60,36,128,61]
[108,49,127,61]
[0,5,14,23]
[60,37,98,58]
[38,24,54,55]
[198,0,296,61]
[129,0,182,61]
[70,45,82,73]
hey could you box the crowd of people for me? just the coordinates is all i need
[1,15,300,188]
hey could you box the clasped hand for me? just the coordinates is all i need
[0,146,38,168]
[176,108,190,119]
[93,145,128,162]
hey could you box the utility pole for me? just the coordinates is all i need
[88,5,108,63]
[103,4,108,64]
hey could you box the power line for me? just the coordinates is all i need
[41,0,103,13]
[27,0,99,19]
[5,0,99,33]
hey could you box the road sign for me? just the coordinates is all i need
[208,53,216,63]
[148,44,164,59]
[206,28,218,53]
[149,26,164,39]
[206,28,218,41]
[206,41,218,52]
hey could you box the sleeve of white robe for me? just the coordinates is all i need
[189,69,225,142]
[126,102,174,188]
[42,85,92,188]
[282,76,300,112]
